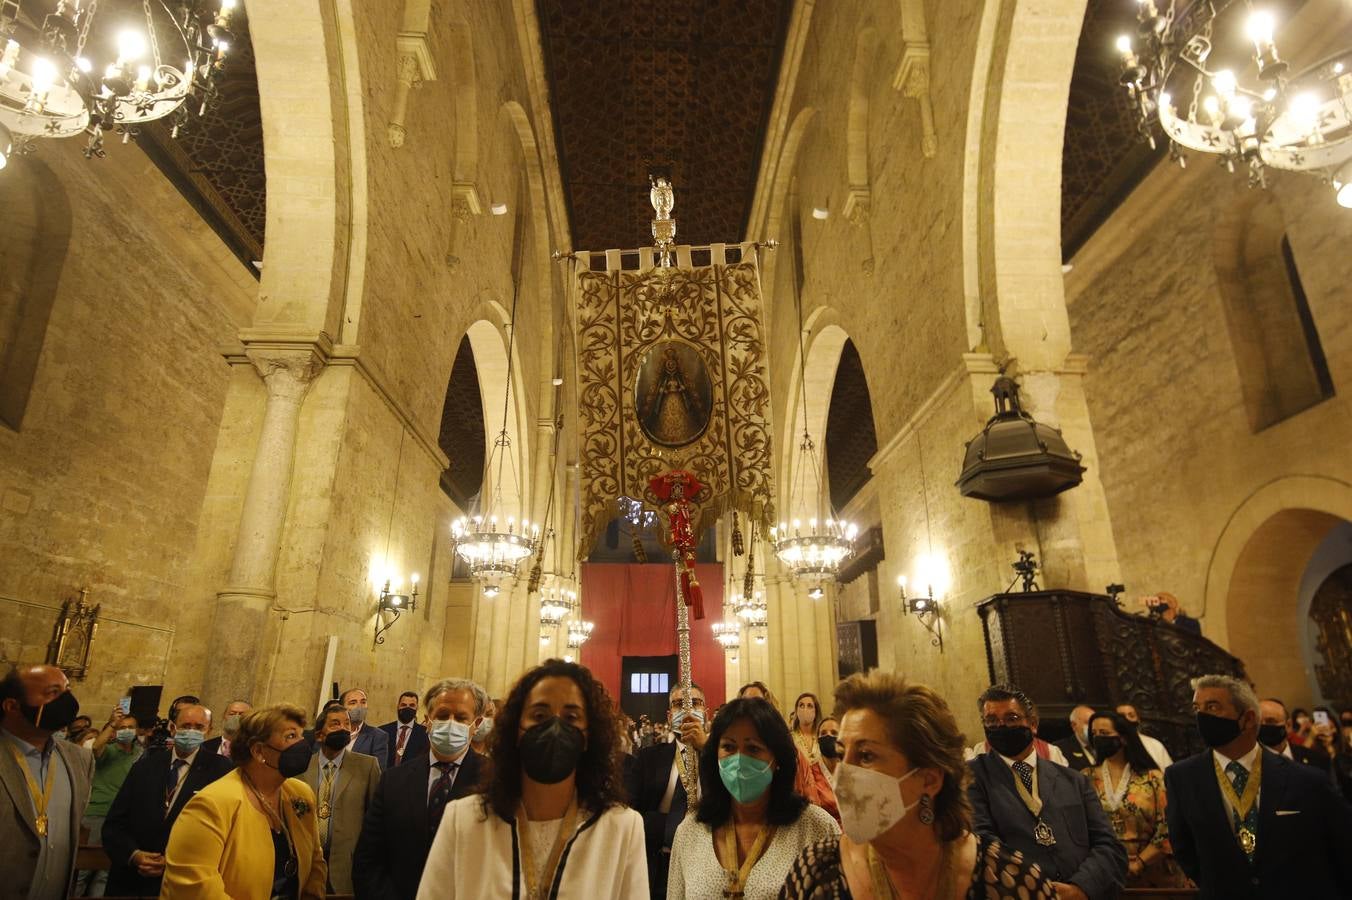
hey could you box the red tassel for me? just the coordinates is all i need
[684,570,705,620]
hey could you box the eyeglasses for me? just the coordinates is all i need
[982,714,1028,728]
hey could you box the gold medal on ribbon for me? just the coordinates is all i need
[35,814,48,837]
[1033,819,1057,847]
[317,802,331,819]
[1239,827,1256,855]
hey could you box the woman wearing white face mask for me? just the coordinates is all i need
[780,672,1055,900]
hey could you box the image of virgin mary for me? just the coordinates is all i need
[636,344,711,447]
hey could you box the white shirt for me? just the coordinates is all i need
[667,805,839,900]
[1280,744,1294,760]
[659,742,697,815]
[426,747,471,798]
[415,795,648,900]
[1140,733,1174,770]
[1213,742,1262,821]
[166,746,200,809]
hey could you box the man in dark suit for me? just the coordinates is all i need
[1053,704,1097,771]
[102,702,234,897]
[377,691,428,768]
[199,699,251,760]
[968,684,1126,900]
[1257,697,1334,777]
[342,687,390,769]
[1166,674,1352,898]
[353,678,488,900]
[624,682,708,900]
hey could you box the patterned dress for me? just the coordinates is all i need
[778,835,1055,899]
[1082,764,1191,889]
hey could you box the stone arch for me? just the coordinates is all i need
[764,107,818,247]
[0,157,70,430]
[1203,475,1352,703]
[778,310,849,524]
[965,0,1087,367]
[246,0,354,335]
[459,309,534,522]
[844,27,878,224]
[500,100,554,309]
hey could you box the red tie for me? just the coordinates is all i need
[395,724,409,764]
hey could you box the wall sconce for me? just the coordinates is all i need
[897,575,943,651]
[373,574,419,648]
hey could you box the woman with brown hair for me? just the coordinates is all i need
[161,704,326,900]
[780,672,1054,899]
[791,693,824,765]
[416,659,646,899]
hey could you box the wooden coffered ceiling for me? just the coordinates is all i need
[536,0,794,252]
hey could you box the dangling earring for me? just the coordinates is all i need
[917,793,935,825]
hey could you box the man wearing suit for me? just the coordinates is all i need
[199,699,251,760]
[101,702,234,897]
[0,664,95,900]
[1053,704,1097,771]
[968,684,1126,900]
[303,704,381,894]
[1166,674,1352,898]
[378,691,428,768]
[625,682,708,900]
[342,687,390,769]
[1257,697,1335,777]
[354,677,488,900]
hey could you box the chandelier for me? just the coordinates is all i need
[566,619,593,649]
[1116,1,1352,205]
[732,589,768,644]
[452,247,539,595]
[537,583,576,643]
[0,0,237,168]
[711,619,740,661]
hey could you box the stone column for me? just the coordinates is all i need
[203,345,325,707]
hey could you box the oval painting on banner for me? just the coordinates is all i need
[634,341,714,448]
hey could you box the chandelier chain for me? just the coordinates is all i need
[143,0,163,70]
[76,0,99,56]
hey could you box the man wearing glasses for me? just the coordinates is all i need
[967,684,1127,900]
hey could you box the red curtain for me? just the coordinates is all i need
[580,562,726,711]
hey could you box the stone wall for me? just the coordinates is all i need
[1066,159,1352,707]
[0,137,256,714]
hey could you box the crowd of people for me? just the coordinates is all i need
[4,660,1352,900]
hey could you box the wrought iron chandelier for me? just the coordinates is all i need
[0,0,237,169]
[711,619,740,660]
[452,241,539,596]
[566,619,593,649]
[1116,1,1352,205]
[770,279,856,594]
[732,589,768,645]
[537,582,576,643]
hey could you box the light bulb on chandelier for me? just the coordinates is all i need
[1115,2,1352,204]
[0,0,238,164]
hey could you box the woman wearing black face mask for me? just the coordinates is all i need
[162,704,327,899]
[1081,712,1190,889]
[416,659,646,899]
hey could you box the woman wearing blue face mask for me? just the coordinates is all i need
[780,672,1054,900]
[667,698,839,899]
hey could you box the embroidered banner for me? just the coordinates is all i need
[571,244,774,559]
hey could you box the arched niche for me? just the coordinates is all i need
[1213,190,1333,432]
[1205,475,1352,704]
[824,339,878,511]
[438,336,485,509]
[0,157,71,430]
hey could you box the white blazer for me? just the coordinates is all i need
[415,794,648,900]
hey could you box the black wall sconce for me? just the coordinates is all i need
[373,575,419,648]
[898,576,943,651]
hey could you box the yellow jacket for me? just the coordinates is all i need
[160,769,327,900]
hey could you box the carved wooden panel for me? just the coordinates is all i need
[979,590,1246,759]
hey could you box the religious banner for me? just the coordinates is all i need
[569,242,775,561]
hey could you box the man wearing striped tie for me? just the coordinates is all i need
[303,703,381,895]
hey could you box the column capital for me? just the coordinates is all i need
[235,330,332,392]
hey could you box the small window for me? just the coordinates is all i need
[629,673,668,694]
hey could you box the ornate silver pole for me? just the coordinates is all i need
[672,548,698,807]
